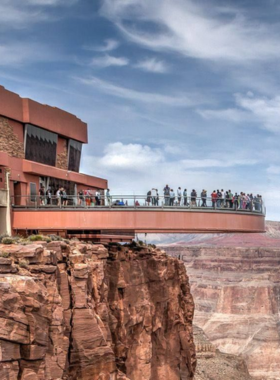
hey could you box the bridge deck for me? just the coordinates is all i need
[12,207,265,235]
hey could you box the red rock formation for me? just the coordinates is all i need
[0,241,196,380]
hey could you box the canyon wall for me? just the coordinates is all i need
[164,245,280,380]
[0,240,196,380]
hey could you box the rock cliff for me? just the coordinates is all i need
[0,240,196,380]
[164,244,280,380]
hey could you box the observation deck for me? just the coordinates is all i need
[11,195,266,241]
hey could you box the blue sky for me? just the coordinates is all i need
[1,0,280,219]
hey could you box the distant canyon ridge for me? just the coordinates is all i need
[162,221,280,380]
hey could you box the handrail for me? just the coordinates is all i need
[10,194,266,215]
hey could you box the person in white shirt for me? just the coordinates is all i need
[220,189,225,208]
[170,189,175,206]
[95,190,101,206]
[177,187,182,205]
[106,189,111,206]
[151,188,157,206]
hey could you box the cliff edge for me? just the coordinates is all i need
[0,240,196,380]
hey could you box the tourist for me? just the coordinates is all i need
[201,189,207,207]
[163,184,170,206]
[211,190,217,208]
[56,187,61,207]
[234,193,239,210]
[177,187,182,205]
[95,190,101,206]
[151,188,157,206]
[146,190,152,206]
[106,188,111,206]
[39,185,45,205]
[170,189,175,206]
[220,189,225,208]
[228,190,233,208]
[217,189,222,208]
[191,189,197,207]
[183,189,188,206]
[78,189,84,206]
[62,188,68,206]
[46,187,52,205]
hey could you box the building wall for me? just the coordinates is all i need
[0,208,7,235]
[0,117,24,159]
[56,137,68,170]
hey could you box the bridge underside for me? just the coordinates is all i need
[11,208,265,241]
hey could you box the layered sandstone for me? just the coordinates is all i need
[164,244,280,380]
[0,240,196,380]
[194,325,252,380]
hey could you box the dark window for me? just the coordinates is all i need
[25,124,57,166]
[68,139,82,172]
[30,183,37,202]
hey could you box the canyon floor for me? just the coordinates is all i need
[161,221,280,380]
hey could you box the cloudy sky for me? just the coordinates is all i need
[1,0,280,220]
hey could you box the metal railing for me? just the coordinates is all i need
[0,190,8,207]
[10,194,266,215]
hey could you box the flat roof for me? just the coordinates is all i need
[0,85,88,143]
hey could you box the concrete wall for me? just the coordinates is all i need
[0,208,7,235]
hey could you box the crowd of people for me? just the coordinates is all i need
[145,186,263,211]
[37,184,263,212]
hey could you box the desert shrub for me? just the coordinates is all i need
[2,237,15,245]
[28,235,44,242]
[0,251,10,258]
[0,234,8,243]
[19,259,29,268]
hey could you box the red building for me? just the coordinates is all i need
[0,85,107,235]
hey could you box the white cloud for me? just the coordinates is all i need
[100,0,280,63]
[235,93,280,133]
[75,75,198,107]
[197,108,251,123]
[181,158,258,168]
[0,43,55,66]
[198,93,280,133]
[27,0,76,5]
[134,58,169,73]
[97,142,164,170]
[84,39,120,52]
[267,166,280,175]
[91,54,129,68]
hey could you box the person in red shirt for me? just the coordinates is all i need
[211,190,217,208]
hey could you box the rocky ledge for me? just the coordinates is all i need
[0,240,196,380]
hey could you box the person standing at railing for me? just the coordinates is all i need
[62,188,68,206]
[228,190,233,208]
[217,190,221,208]
[106,189,111,206]
[177,187,182,205]
[234,193,239,210]
[211,190,217,208]
[39,185,45,205]
[151,188,158,206]
[220,189,225,208]
[46,187,52,205]
[56,188,61,207]
[201,189,207,207]
[183,189,188,206]
[95,190,101,206]
[191,189,197,207]
[170,189,175,206]
[78,190,84,206]
[163,185,170,206]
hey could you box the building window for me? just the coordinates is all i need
[68,139,82,172]
[25,124,58,166]
[30,183,37,202]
